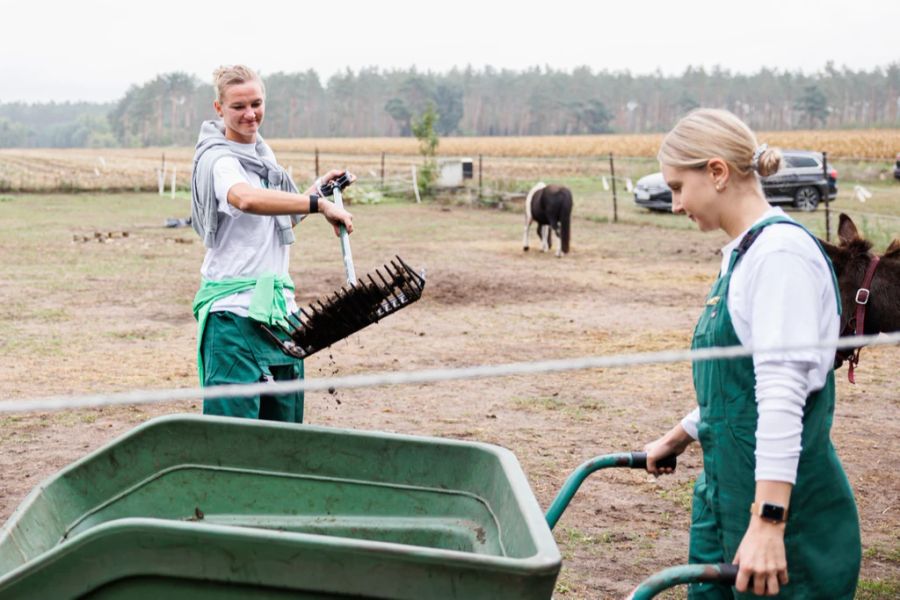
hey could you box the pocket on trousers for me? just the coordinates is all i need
[205,329,265,386]
[690,477,711,525]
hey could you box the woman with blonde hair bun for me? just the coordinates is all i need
[643,109,860,598]
[190,64,355,423]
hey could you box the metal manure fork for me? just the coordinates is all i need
[261,173,425,359]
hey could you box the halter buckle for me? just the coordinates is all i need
[855,288,870,305]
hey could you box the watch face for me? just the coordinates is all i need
[761,503,785,521]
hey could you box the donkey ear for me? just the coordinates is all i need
[885,239,900,257]
[837,213,861,246]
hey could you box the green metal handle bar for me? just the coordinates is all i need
[626,563,738,599]
[332,186,357,285]
[544,452,676,530]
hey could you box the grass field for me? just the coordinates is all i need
[0,187,898,598]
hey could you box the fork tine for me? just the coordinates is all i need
[279,256,426,359]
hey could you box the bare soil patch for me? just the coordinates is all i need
[0,194,897,598]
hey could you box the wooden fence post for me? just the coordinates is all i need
[609,152,618,223]
[823,151,831,242]
[478,154,483,199]
[411,165,421,203]
[158,152,166,196]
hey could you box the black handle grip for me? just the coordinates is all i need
[715,563,738,585]
[630,452,677,471]
[319,172,355,196]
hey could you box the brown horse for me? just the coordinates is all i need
[820,213,900,379]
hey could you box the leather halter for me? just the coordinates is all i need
[836,255,881,384]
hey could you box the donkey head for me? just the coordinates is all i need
[821,213,900,337]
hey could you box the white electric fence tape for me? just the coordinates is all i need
[1,332,898,414]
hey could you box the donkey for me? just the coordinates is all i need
[522,182,573,257]
[820,213,900,380]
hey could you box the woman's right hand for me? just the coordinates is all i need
[644,424,694,475]
[320,199,354,236]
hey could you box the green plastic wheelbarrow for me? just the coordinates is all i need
[0,414,738,599]
[0,414,560,599]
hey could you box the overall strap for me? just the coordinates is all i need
[727,216,842,315]
[729,216,794,268]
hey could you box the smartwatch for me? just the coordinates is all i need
[751,502,787,524]
[309,193,319,214]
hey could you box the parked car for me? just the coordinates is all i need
[893,152,900,181]
[632,172,673,211]
[633,150,838,212]
[761,150,837,211]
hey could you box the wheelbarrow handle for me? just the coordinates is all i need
[626,563,738,599]
[629,452,677,471]
[544,452,677,530]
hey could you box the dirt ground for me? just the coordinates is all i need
[0,192,898,598]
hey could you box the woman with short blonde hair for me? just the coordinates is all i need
[190,64,355,422]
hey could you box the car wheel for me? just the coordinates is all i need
[793,186,820,212]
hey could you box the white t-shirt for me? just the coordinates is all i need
[200,141,298,316]
[681,207,839,483]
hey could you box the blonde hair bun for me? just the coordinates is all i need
[755,147,782,177]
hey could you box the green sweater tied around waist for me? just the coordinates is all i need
[192,273,295,384]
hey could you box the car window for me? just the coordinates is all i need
[786,155,819,168]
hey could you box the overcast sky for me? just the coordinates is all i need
[1,0,898,103]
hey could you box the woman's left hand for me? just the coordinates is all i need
[732,517,789,596]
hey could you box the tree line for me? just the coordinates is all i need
[1,62,898,148]
[0,102,115,147]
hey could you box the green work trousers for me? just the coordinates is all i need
[200,311,304,423]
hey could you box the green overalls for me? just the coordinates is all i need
[193,273,304,423]
[688,216,860,599]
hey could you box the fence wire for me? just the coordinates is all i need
[1,332,898,414]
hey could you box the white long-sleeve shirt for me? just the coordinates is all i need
[681,207,839,483]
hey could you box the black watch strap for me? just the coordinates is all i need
[309,193,319,214]
[751,501,787,523]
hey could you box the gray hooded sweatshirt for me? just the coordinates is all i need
[191,119,301,248]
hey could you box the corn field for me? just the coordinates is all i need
[269,129,900,159]
[1,130,898,193]
[0,148,194,193]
